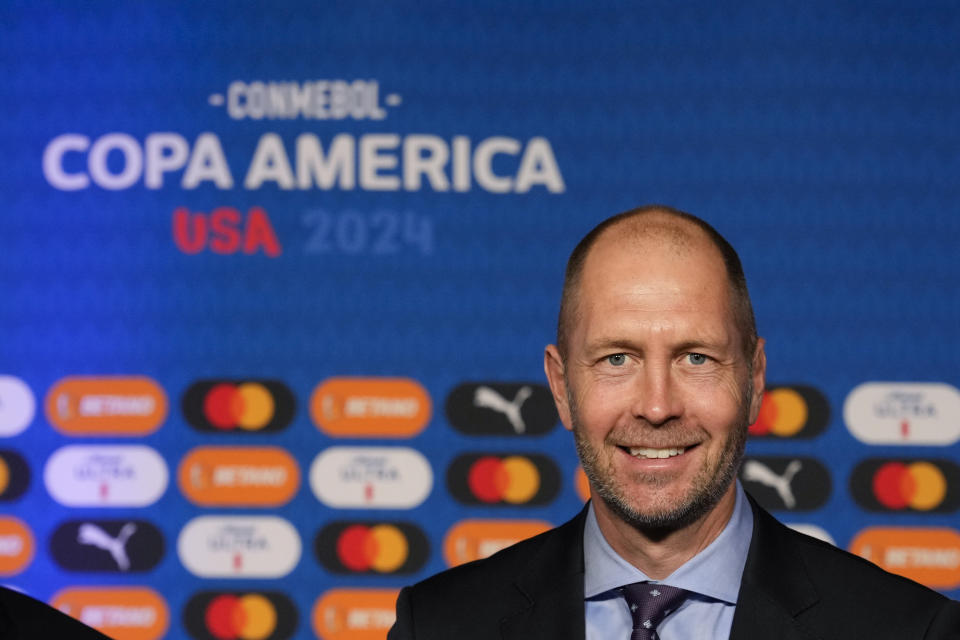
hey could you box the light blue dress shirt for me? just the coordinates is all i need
[583,481,754,640]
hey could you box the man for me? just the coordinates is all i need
[389,206,960,639]
[0,585,112,639]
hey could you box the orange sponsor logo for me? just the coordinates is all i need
[46,376,167,435]
[178,446,300,507]
[444,519,552,566]
[51,587,169,640]
[312,589,399,640]
[575,466,591,502]
[310,377,430,437]
[850,527,960,589]
[0,517,34,575]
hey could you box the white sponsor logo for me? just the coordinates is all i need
[742,459,802,508]
[77,522,137,570]
[473,385,532,433]
[0,376,35,436]
[177,516,300,578]
[844,382,960,445]
[310,447,431,509]
[787,524,836,545]
[44,445,168,507]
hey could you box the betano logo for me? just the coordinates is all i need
[0,375,35,436]
[312,589,398,640]
[45,376,167,436]
[44,445,168,507]
[182,380,295,433]
[447,453,560,506]
[443,519,551,566]
[177,516,301,578]
[844,382,960,445]
[445,382,558,436]
[178,446,300,507]
[51,519,164,572]
[316,521,428,574]
[850,528,960,590]
[51,587,169,640]
[310,377,430,437]
[309,446,432,509]
[0,516,34,575]
[184,591,297,640]
[748,385,829,438]
[851,459,960,513]
[0,450,30,501]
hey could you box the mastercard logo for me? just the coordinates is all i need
[310,377,431,437]
[184,591,297,640]
[46,376,167,435]
[178,446,300,507]
[850,459,960,513]
[0,450,30,501]
[0,516,34,575]
[315,521,429,574]
[443,519,551,566]
[51,586,169,640]
[850,527,960,590]
[312,589,398,640]
[447,453,560,506]
[183,380,295,433]
[748,385,828,438]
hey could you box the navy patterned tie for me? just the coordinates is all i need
[620,582,688,640]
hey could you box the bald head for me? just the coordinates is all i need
[556,205,758,359]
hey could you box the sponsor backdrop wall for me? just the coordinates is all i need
[2,2,959,639]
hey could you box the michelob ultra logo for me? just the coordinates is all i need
[178,446,300,507]
[444,519,551,566]
[310,446,432,509]
[46,376,167,435]
[0,516,34,575]
[850,459,960,513]
[184,591,297,640]
[0,375,35,436]
[51,587,169,640]
[312,589,398,640]
[177,516,301,578]
[748,385,829,438]
[316,521,428,574]
[445,382,557,436]
[850,527,960,590]
[447,453,561,506]
[44,445,168,507]
[739,456,831,511]
[844,382,960,445]
[182,380,295,433]
[0,449,30,501]
[51,519,164,572]
[310,377,430,437]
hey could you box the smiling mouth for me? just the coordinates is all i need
[620,444,697,459]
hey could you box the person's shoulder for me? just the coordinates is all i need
[0,586,112,639]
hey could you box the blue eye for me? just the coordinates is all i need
[607,354,627,366]
[687,353,708,365]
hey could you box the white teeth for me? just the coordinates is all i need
[628,447,685,459]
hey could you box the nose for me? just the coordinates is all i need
[630,362,681,426]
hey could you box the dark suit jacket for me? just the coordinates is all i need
[0,586,112,639]
[389,498,960,639]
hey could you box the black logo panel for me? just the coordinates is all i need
[184,591,297,640]
[446,383,558,436]
[739,456,831,511]
[51,519,164,572]
[0,450,30,501]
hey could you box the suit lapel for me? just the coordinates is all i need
[499,507,587,640]
[730,496,822,640]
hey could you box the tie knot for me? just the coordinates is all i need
[620,582,688,639]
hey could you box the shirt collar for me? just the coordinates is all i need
[583,480,753,604]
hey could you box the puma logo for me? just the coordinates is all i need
[77,522,137,570]
[742,459,803,508]
[473,386,533,433]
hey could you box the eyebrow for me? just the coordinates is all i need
[584,336,732,355]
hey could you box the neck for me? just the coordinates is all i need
[592,484,738,580]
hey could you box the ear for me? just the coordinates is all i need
[747,337,767,424]
[544,344,573,431]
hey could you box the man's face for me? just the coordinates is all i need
[545,230,765,531]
